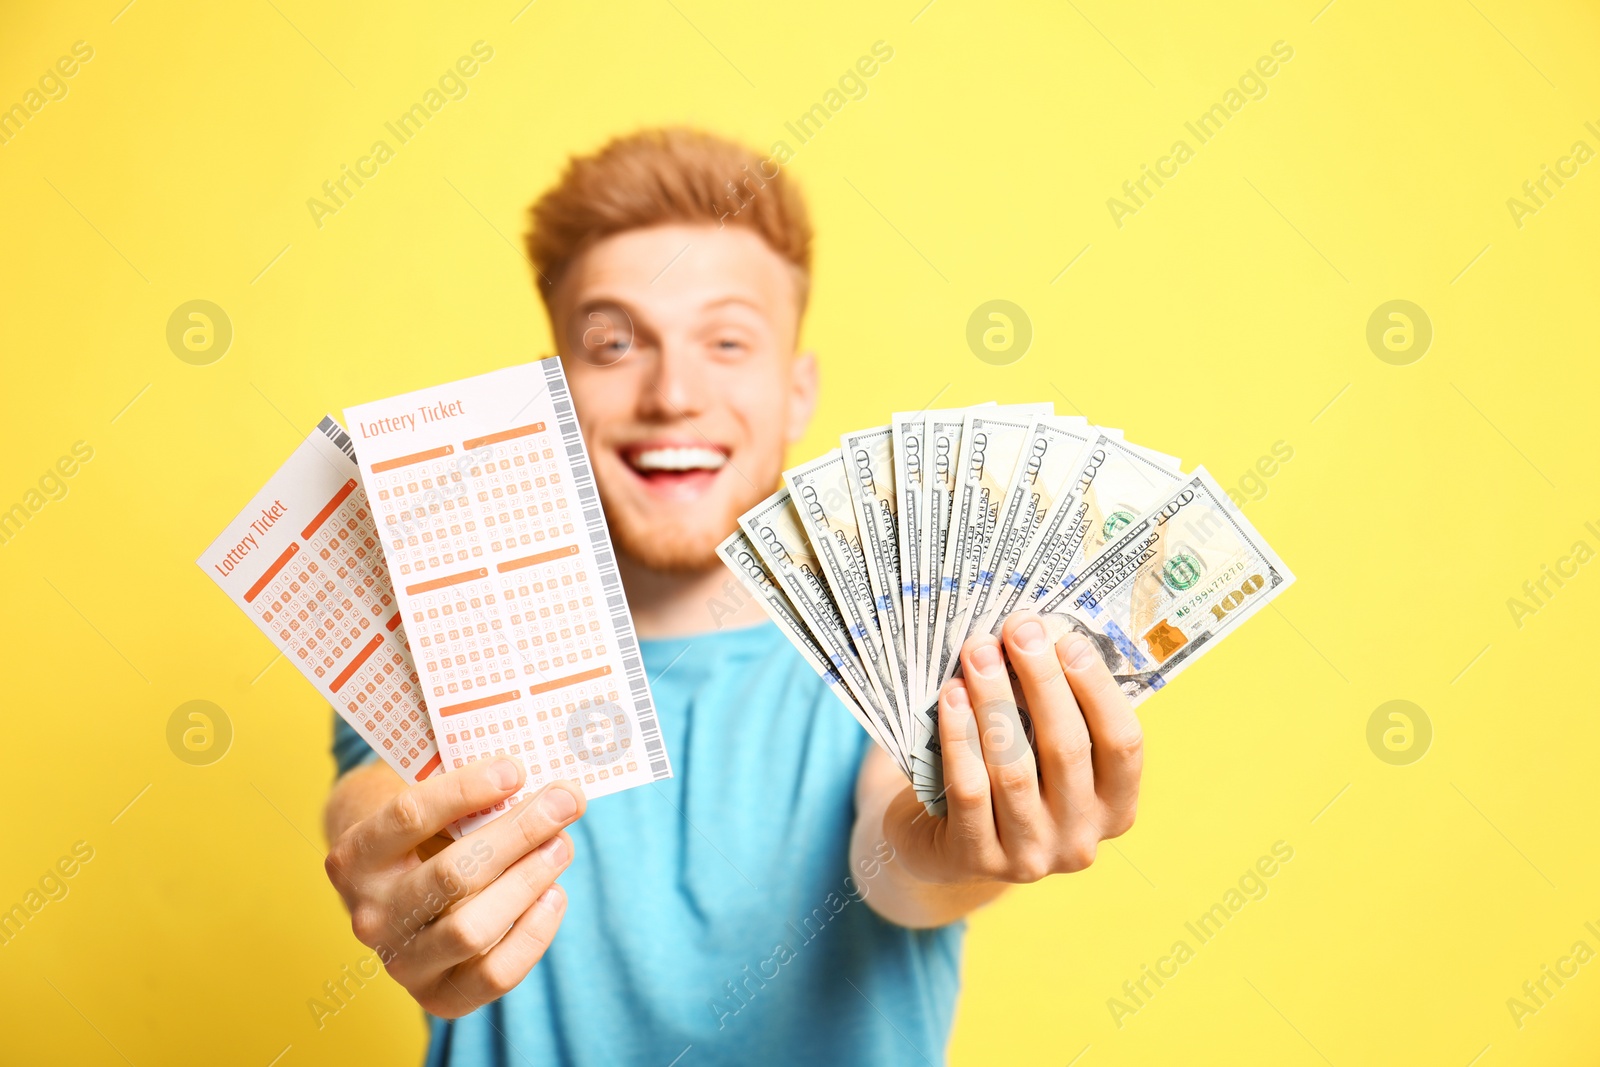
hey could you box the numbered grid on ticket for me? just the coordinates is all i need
[197,417,442,787]
[346,359,670,834]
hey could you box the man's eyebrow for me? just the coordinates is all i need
[573,295,641,314]
[698,296,767,313]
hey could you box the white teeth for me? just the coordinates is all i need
[629,446,727,472]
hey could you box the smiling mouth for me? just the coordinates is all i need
[617,443,730,494]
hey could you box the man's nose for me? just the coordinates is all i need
[639,341,707,420]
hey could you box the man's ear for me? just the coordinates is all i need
[786,349,820,445]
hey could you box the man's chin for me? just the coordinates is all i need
[609,519,727,574]
[600,472,774,576]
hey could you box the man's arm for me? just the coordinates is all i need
[850,612,1144,929]
[321,757,586,1017]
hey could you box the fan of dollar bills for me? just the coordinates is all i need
[717,403,1295,815]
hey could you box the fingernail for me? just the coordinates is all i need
[490,758,521,790]
[971,641,1003,677]
[538,834,569,864]
[541,884,567,911]
[1062,633,1096,668]
[540,785,578,821]
[1013,619,1045,653]
[946,683,970,710]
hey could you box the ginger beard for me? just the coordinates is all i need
[591,432,783,574]
[548,224,815,576]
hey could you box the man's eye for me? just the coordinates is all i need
[570,305,636,366]
[715,338,746,352]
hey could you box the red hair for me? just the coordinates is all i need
[525,127,813,309]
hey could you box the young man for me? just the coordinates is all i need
[322,128,1143,1065]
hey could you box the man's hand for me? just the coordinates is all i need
[853,611,1143,927]
[322,758,585,1018]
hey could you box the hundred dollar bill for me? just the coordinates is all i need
[1077,423,1182,473]
[912,404,1027,801]
[899,404,995,785]
[785,450,910,746]
[737,489,908,767]
[842,426,912,721]
[716,530,902,767]
[964,416,1096,643]
[927,404,1053,697]
[918,412,963,705]
[890,412,928,719]
[1122,439,1182,471]
[911,411,965,793]
[1011,433,1185,618]
[1036,467,1295,704]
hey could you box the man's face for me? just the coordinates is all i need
[549,223,818,573]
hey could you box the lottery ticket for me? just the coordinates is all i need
[345,359,671,833]
[198,417,441,787]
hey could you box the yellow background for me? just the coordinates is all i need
[2,0,1597,1063]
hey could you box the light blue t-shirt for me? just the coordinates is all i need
[333,621,964,1066]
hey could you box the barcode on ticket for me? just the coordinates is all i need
[542,360,667,779]
[316,415,360,463]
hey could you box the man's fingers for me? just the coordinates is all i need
[958,634,1044,850]
[1058,632,1143,833]
[935,679,999,860]
[958,635,1032,783]
[336,758,527,867]
[429,884,569,1018]
[387,780,585,929]
[398,831,575,983]
[1002,614,1097,829]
